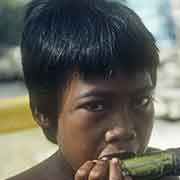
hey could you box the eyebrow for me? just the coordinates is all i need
[77,85,155,100]
[77,90,116,100]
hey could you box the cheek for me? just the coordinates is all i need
[56,112,104,169]
[134,103,154,151]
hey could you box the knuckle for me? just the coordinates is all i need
[98,160,105,166]
[89,171,101,180]
[75,169,88,179]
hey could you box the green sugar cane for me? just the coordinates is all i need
[120,148,180,180]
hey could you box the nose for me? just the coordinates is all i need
[105,126,136,143]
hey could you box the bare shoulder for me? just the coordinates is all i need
[6,153,61,180]
[6,152,71,180]
[6,162,61,180]
[6,165,46,180]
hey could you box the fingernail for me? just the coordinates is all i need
[111,158,118,164]
[102,157,108,161]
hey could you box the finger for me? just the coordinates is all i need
[88,159,109,180]
[109,158,124,180]
[75,161,95,180]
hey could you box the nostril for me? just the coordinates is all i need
[126,130,137,140]
[105,127,136,143]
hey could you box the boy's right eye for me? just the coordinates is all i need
[78,100,110,113]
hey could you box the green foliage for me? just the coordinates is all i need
[1,0,23,7]
[0,0,28,46]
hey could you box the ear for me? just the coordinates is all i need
[32,108,50,128]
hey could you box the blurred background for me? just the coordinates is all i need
[0,0,180,179]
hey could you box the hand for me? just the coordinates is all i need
[75,158,132,180]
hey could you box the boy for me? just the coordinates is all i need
[8,0,179,179]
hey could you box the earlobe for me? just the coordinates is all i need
[33,108,50,128]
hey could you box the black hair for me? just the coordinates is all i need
[21,0,159,143]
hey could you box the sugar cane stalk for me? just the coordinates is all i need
[120,148,180,180]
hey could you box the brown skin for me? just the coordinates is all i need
[56,70,154,180]
[8,70,179,180]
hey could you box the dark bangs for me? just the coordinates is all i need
[21,0,159,93]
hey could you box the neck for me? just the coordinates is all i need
[54,150,75,180]
[41,150,74,180]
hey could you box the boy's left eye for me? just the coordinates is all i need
[131,95,153,110]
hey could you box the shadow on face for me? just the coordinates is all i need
[56,70,155,170]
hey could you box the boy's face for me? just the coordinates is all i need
[56,70,154,170]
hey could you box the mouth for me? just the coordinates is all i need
[99,151,136,160]
[98,144,138,160]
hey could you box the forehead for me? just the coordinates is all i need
[62,70,154,101]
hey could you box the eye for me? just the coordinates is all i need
[80,100,109,112]
[131,95,153,110]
